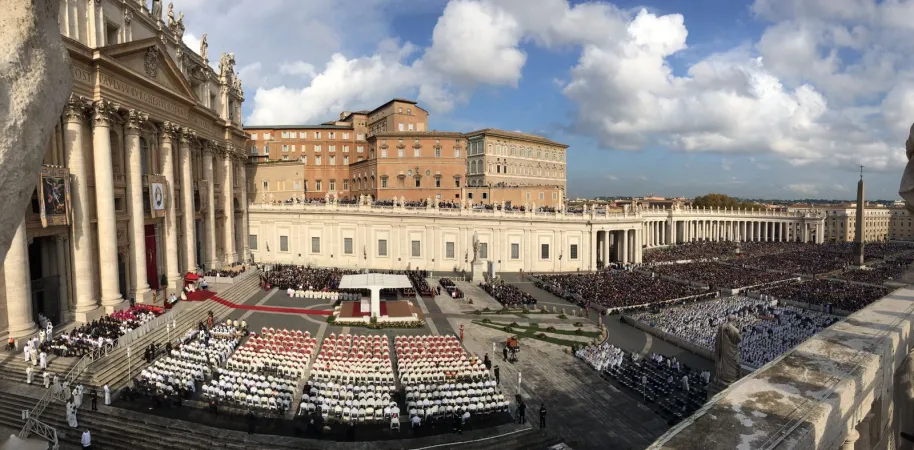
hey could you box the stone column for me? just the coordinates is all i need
[5,218,38,338]
[841,429,859,450]
[203,144,217,269]
[239,161,249,261]
[179,129,197,272]
[160,123,182,291]
[124,109,151,303]
[621,229,629,263]
[62,95,100,321]
[55,236,70,319]
[222,149,236,264]
[856,412,874,450]
[91,101,126,312]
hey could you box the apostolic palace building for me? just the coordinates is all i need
[0,0,248,338]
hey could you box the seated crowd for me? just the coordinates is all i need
[396,335,508,424]
[648,262,790,289]
[139,327,241,399]
[537,271,705,310]
[837,258,912,285]
[259,264,357,291]
[404,270,435,297]
[46,305,163,357]
[479,282,537,307]
[300,333,396,424]
[754,279,890,312]
[631,297,840,367]
[203,263,248,278]
[202,328,316,415]
[643,241,809,264]
[438,278,464,299]
[285,287,360,301]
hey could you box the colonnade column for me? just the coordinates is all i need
[55,236,70,319]
[63,95,100,321]
[622,229,629,263]
[124,110,151,303]
[91,101,126,312]
[222,150,236,264]
[5,218,38,338]
[179,129,197,272]
[160,122,182,291]
[203,145,217,269]
[841,429,859,450]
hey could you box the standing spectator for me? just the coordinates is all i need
[90,388,98,411]
[503,346,508,362]
[517,401,527,424]
[483,353,491,370]
[539,403,547,429]
[80,428,91,450]
[494,366,500,385]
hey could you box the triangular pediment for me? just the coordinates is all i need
[100,38,198,103]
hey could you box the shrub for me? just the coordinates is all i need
[326,316,336,324]
[498,308,510,314]
[573,322,584,327]
[558,314,568,319]
[510,322,519,327]
[536,333,547,339]
[574,328,583,335]
[483,307,491,312]
[473,309,481,315]
[502,326,514,333]
[482,318,491,324]
[546,326,557,332]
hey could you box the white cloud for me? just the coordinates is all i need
[721,158,733,172]
[278,62,317,79]
[785,183,820,195]
[606,175,619,181]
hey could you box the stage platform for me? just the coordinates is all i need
[334,299,421,324]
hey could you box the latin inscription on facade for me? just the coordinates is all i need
[72,66,92,84]
[100,73,189,119]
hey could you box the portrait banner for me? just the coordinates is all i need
[148,174,167,218]
[38,166,71,228]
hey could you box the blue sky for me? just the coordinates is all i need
[174,0,914,200]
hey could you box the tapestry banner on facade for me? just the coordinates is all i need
[38,166,71,228]
[148,175,167,218]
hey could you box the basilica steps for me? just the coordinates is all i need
[76,274,263,389]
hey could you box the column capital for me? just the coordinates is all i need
[124,109,149,134]
[63,95,90,124]
[179,128,197,144]
[160,121,180,142]
[91,100,119,127]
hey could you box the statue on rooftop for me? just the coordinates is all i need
[200,33,208,62]
[712,315,742,391]
[899,123,914,213]
[151,0,163,22]
[166,2,175,27]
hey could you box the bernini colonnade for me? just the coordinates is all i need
[248,202,825,273]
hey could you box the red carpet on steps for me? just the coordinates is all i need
[196,291,332,316]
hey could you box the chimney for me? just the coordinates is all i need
[340,111,350,120]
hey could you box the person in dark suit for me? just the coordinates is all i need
[539,403,546,428]
[494,366,500,385]
[90,388,98,411]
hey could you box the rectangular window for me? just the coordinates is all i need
[511,243,519,259]
[316,156,322,166]
[398,123,405,131]
[264,133,271,140]
[435,148,441,158]
[279,236,289,252]
[281,155,289,161]
[330,156,336,165]
[301,155,307,164]
[329,180,336,191]
[315,180,322,191]
[408,123,414,131]
[414,148,420,157]
[541,244,550,259]
[314,132,321,139]
[343,132,350,139]
[262,180,269,190]
[435,178,441,188]
[381,149,387,158]
[570,244,578,260]
[479,243,488,259]
[378,239,388,256]
[411,240,421,257]
[250,145,257,155]
[329,132,336,139]
[343,156,349,165]
[282,145,289,152]
[357,133,364,141]
[343,179,349,190]
[249,235,258,250]
[415,178,421,188]
[446,242,455,259]
[357,145,364,153]
[300,131,307,139]
[311,237,320,253]
[251,134,258,141]
[398,148,404,158]
[281,131,289,139]
[454,149,461,158]
[293,180,301,190]
[343,145,349,153]
[329,145,336,152]
[381,178,388,188]
[314,145,322,152]
[539,192,545,200]
[344,237,353,255]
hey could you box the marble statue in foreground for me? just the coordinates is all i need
[712,315,742,392]
[899,123,914,213]
[0,0,72,264]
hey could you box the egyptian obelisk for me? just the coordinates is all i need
[853,166,865,266]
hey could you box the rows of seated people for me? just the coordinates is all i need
[259,264,357,291]
[600,348,710,421]
[439,278,464,299]
[202,328,315,415]
[140,327,238,397]
[404,270,435,297]
[299,333,396,424]
[395,335,509,423]
[203,263,248,278]
[46,305,164,357]
[285,287,360,301]
[479,282,537,307]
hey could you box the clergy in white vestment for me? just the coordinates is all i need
[66,401,78,428]
[26,366,33,384]
[39,351,47,370]
[38,330,46,344]
[23,343,30,362]
[73,386,82,408]
[30,347,38,366]
[104,384,111,405]
[43,371,50,389]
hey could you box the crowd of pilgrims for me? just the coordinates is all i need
[203,263,249,278]
[754,280,890,312]
[631,297,841,367]
[259,264,357,291]
[836,256,914,285]
[479,281,537,307]
[44,305,163,357]
[438,278,464,299]
[575,342,711,422]
[643,241,811,264]
[537,271,707,310]
[646,262,791,289]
